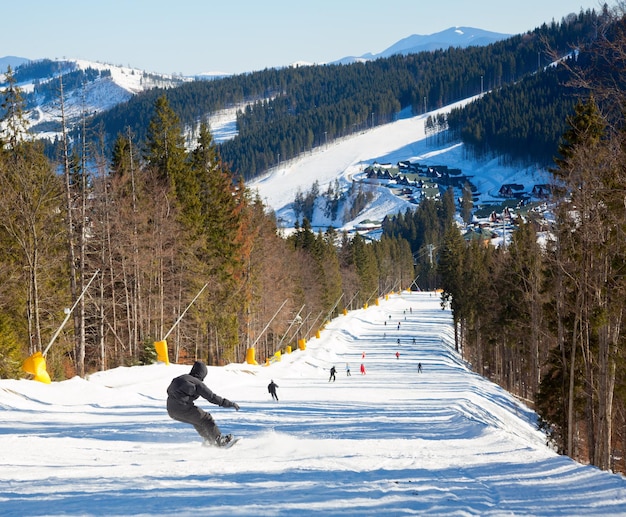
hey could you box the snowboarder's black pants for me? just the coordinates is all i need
[167,399,221,442]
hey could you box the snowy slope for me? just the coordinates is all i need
[7,58,188,140]
[248,100,549,234]
[1,291,625,516]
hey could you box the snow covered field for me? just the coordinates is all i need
[2,291,626,516]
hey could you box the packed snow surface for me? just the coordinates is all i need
[1,292,626,516]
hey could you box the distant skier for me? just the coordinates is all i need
[329,365,337,382]
[346,363,351,376]
[418,362,422,373]
[396,351,400,360]
[268,379,279,401]
[360,363,366,375]
[167,361,240,447]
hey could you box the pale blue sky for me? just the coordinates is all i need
[3,0,604,75]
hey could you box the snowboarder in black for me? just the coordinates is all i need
[268,379,279,401]
[329,365,336,382]
[167,361,240,447]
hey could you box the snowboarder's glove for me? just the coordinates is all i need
[222,399,240,410]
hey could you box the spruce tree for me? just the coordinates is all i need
[144,95,188,186]
[0,74,65,363]
[438,223,466,352]
[349,234,379,306]
[544,95,626,469]
[0,66,28,149]
[190,122,249,363]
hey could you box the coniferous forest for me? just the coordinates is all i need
[72,8,600,179]
[2,4,626,476]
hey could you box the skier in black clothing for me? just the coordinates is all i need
[268,379,279,401]
[329,365,336,382]
[167,361,240,447]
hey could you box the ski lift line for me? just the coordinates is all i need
[250,299,289,349]
[162,282,209,341]
[42,269,100,357]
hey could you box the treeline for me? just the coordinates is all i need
[8,59,77,83]
[1,59,112,110]
[437,141,626,474]
[438,88,626,479]
[446,64,581,165]
[0,73,414,384]
[382,189,457,290]
[384,6,626,474]
[75,8,601,180]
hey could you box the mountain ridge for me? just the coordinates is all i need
[0,26,507,144]
[333,26,511,65]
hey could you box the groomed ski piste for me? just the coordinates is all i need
[1,291,626,516]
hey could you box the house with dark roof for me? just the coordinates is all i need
[498,184,525,198]
[532,184,551,198]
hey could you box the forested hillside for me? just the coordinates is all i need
[80,8,600,179]
[373,6,626,475]
[0,70,414,385]
[446,64,581,164]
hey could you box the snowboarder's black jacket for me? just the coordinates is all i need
[167,361,235,409]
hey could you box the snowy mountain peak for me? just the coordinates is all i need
[377,26,511,58]
[334,26,511,65]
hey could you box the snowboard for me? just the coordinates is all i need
[222,436,241,449]
[203,436,242,448]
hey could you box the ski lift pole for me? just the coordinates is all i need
[409,275,420,291]
[250,299,289,350]
[155,282,209,365]
[365,287,379,306]
[305,309,326,339]
[42,269,100,357]
[346,291,360,311]
[324,292,344,323]
[162,282,209,341]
